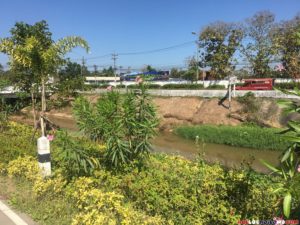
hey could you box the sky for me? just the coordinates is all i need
[0,0,300,71]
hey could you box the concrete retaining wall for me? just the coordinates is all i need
[87,89,300,99]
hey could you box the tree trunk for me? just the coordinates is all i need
[31,88,37,129]
[40,77,46,136]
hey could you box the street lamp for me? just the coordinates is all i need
[191,32,199,83]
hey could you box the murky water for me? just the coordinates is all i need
[48,115,280,173]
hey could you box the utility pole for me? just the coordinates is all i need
[81,57,86,77]
[191,32,199,84]
[112,53,118,85]
[80,57,86,90]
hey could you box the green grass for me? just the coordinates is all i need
[0,176,77,225]
[175,125,290,151]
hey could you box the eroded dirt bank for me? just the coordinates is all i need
[13,96,284,131]
[153,97,282,130]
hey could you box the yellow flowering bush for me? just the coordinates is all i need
[33,173,67,199]
[0,122,36,164]
[7,156,40,181]
[69,177,164,225]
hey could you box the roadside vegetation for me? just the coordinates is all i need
[175,124,289,151]
[0,122,293,225]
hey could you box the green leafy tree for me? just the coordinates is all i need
[57,60,85,96]
[242,11,276,77]
[199,21,243,79]
[73,85,158,168]
[0,20,89,134]
[142,65,156,72]
[100,66,114,77]
[272,15,300,78]
[170,68,185,79]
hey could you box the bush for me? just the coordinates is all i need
[206,84,226,89]
[161,83,204,89]
[68,177,164,225]
[175,125,289,151]
[111,154,281,224]
[7,156,40,181]
[274,82,300,90]
[51,131,101,179]
[0,122,36,164]
[73,85,158,168]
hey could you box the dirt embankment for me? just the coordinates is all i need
[14,96,284,131]
[153,97,282,131]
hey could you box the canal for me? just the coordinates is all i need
[48,115,280,173]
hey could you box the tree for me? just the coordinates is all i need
[100,66,114,77]
[272,15,300,78]
[57,60,85,96]
[170,68,185,79]
[199,21,243,79]
[242,11,276,77]
[142,65,156,72]
[0,20,89,135]
[6,21,52,92]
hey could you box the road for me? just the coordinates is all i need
[0,200,37,225]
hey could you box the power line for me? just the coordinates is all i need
[70,41,194,61]
[118,41,194,56]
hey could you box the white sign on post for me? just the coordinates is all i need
[37,136,51,177]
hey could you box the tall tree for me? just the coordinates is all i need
[272,15,300,78]
[0,21,89,134]
[199,21,243,79]
[242,11,276,77]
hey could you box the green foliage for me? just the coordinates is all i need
[0,122,285,224]
[199,22,243,79]
[51,131,101,178]
[262,88,300,218]
[236,92,279,126]
[272,16,300,78]
[95,154,281,224]
[206,84,226,89]
[274,82,300,90]
[73,85,158,168]
[162,83,204,89]
[56,60,85,97]
[175,125,289,151]
[242,11,276,77]
[0,122,36,164]
[0,20,89,125]
[237,92,259,114]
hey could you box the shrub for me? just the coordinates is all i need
[7,156,40,181]
[274,82,300,90]
[51,131,101,179]
[0,122,36,164]
[68,177,164,225]
[161,83,204,89]
[175,125,289,151]
[73,84,158,168]
[206,84,226,89]
[33,173,67,199]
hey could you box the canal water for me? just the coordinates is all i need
[48,115,280,173]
